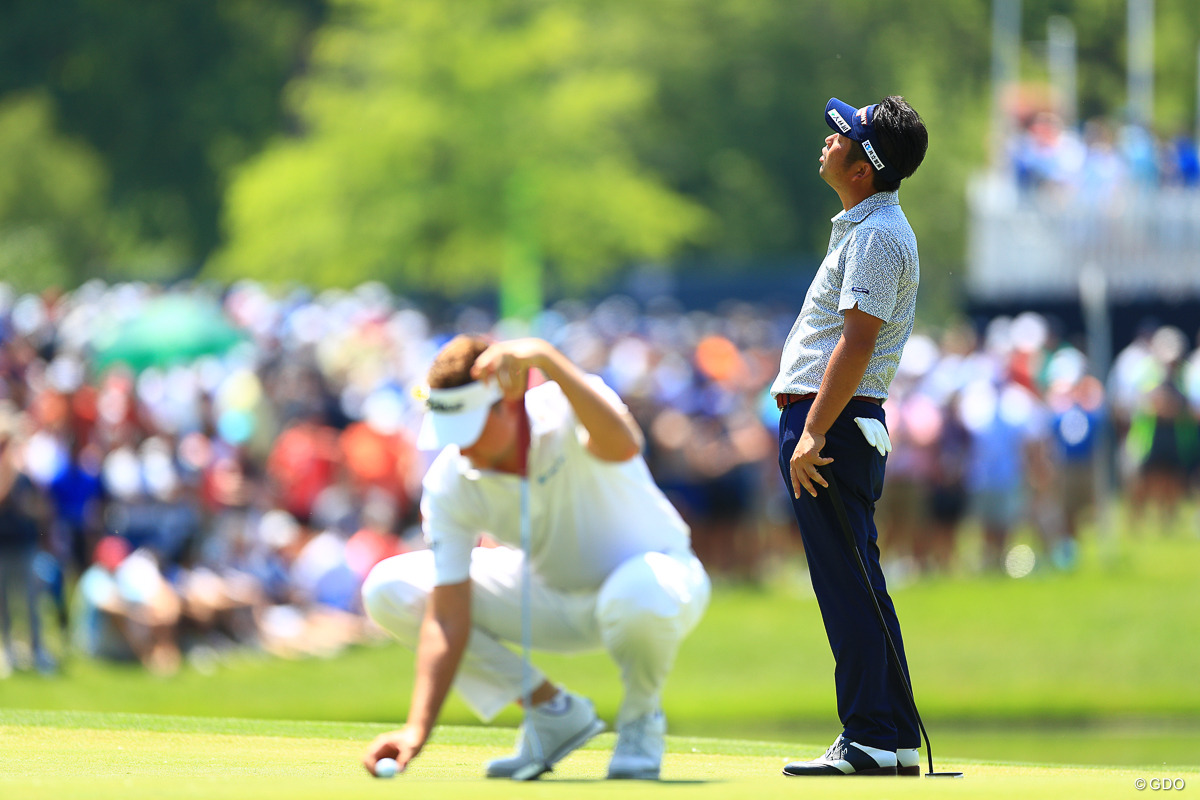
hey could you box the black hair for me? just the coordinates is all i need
[867,95,928,192]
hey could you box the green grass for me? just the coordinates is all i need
[2,710,1198,800]
[3,526,1199,768]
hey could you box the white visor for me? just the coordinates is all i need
[417,380,503,450]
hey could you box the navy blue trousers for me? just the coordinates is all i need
[777,398,920,751]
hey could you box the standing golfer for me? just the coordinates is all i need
[772,95,928,776]
[360,335,710,780]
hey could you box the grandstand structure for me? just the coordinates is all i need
[968,0,1200,351]
[967,173,1200,302]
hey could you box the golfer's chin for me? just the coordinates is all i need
[460,450,488,470]
[460,447,508,473]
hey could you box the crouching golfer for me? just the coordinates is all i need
[361,335,710,780]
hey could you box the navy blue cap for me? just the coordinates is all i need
[824,97,900,183]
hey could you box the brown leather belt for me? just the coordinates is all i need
[775,392,883,410]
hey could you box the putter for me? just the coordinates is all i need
[510,391,547,782]
[817,463,964,779]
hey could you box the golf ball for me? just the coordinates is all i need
[375,758,399,778]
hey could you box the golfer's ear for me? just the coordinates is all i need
[852,160,873,184]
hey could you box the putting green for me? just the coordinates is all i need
[2,711,1194,800]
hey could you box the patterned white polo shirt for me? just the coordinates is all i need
[771,191,919,401]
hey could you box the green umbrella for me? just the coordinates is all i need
[93,294,247,372]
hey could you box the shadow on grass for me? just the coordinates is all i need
[545,779,715,784]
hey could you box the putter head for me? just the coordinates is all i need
[926,771,965,778]
[511,761,550,781]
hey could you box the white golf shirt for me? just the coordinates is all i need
[420,376,692,591]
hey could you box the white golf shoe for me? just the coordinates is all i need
[897,746,921,776]
[781,734,898,776]
[607,710,666,780]
[485,691,606,780]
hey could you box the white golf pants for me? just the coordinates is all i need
[361,546,710,724]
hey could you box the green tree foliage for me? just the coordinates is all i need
[615,0,992,315]
[0,93,110,288]
[210,0,1002,312]
[0,0,325,271]
[0,93,198,287]
[1029,0,1200,131]
[5,0,1200,310]
[210,0,711,293]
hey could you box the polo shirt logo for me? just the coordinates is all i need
[536,453,567,485]
[851,287,870,295]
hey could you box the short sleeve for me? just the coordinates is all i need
[583,373,628,411]
[578,374,630,446]
[839,227,902,322]
[529,375,628,450]
[420,481,478,586]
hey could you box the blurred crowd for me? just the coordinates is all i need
[1009,109,1200,200]
[2,280,1199,678]
[0,281,428,678]
[877,313,1200,579]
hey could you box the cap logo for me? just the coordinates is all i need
[856,107,870,125]
[417,379,504,451]
[862,139,886,172]
[828,108,852,133]
[422,380,502,416]
[426,397,465,413]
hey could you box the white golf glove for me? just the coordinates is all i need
[854,417,892,457]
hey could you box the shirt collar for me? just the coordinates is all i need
[454,451,525,482]
[456,453,483,480]
[831,190,899,225]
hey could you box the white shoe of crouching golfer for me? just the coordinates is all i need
[485,691,606,779]
[607,710,666,780]
[782,734,898,776]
